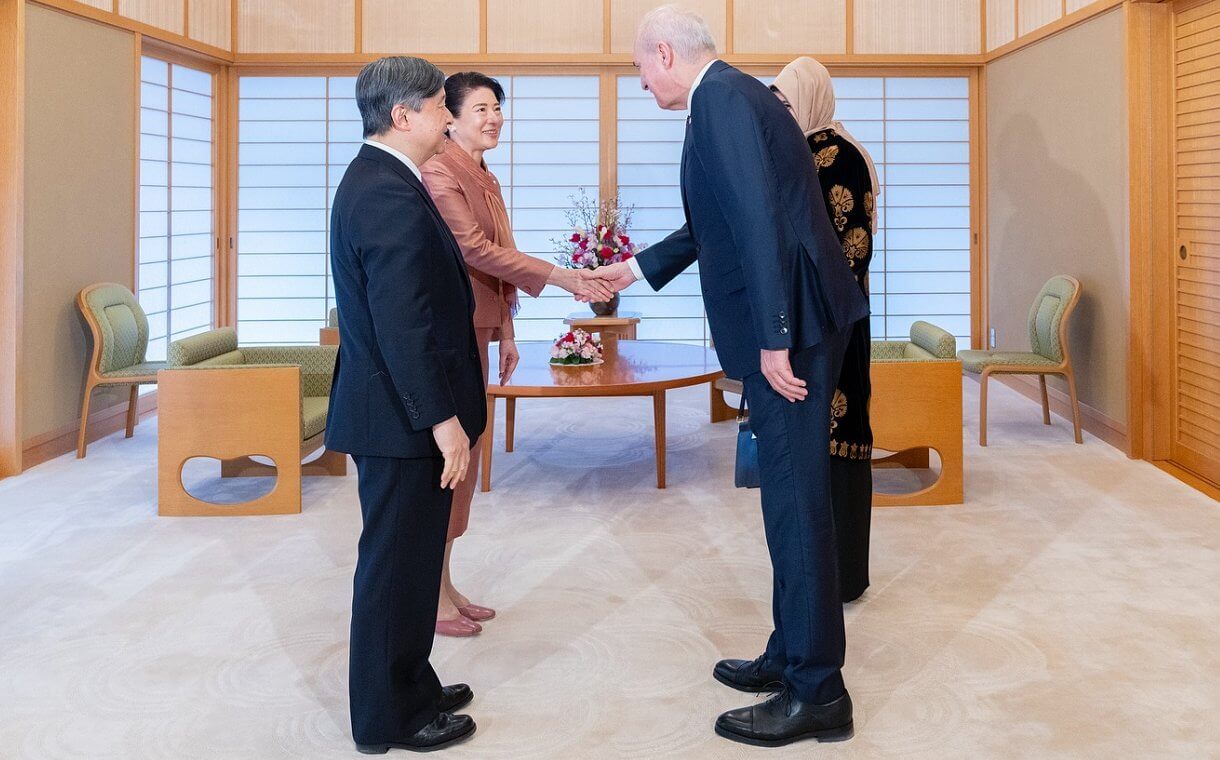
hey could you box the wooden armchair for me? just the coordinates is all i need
[870,321,963,506]
[710,320,964,507]
[958,275,1082,446]
[157,327,344,516]
[75,283,166,458]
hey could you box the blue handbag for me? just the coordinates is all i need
[734,394,760,489]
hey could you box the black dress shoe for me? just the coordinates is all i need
[715,688,853,747]
[438,683,473,714]
[713,655,784,693]
[356,713,476,754]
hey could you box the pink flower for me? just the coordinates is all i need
[618,234,630,245]
[569,232,581,243]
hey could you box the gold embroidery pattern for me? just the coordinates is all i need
[864,191,875,226]
[814,145,840,169]
[829,439,873,460]
[829,185,854,232]
[842,227,869,267]
[813,132,829,143]
[829,388,848,432]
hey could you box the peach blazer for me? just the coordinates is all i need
[422,140,552,339]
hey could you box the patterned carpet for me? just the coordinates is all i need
[0,379,1216,759]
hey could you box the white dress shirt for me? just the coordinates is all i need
[627,58,719,284]
[363,138,423,182]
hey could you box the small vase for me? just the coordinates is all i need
[590,292,620,317]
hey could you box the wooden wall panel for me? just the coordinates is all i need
[118,0,185,35]
[987,0,1017,50]
[188,0,231,51]
[486,0,603,54]
[73,0,112,10]
[854,0,980,54]
[613,0,727,54]
[363,0,480,54]
[1018,0,1063,37]
[733,0,846,55]
[1067,0,1096,13]
[0,0,23,476]
[238,0,355,53]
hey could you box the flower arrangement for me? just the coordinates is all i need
[553,189,643,271]
[549,328,603,366]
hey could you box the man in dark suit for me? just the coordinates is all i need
[326,56,486,754]
[595,6,870,748]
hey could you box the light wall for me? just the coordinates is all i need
[986,7,1128,431]
[23,4,136,444]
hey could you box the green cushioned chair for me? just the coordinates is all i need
[75,282,168,458]
[958,275,1082,446]
[157,327,344,517]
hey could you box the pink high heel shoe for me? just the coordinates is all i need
[435,615,481,637]
[458,604,496,622]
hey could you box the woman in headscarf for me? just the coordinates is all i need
[422,72,613,637]
[772,57,878,603]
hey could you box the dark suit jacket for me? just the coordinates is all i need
[636,61,869,380]
[325,143,487,459]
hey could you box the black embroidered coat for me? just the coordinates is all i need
[809,129,874,460]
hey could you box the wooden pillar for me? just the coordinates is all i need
[0,0,25,478]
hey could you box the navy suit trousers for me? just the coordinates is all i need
[744,327,852,704]
[349,454,450,744]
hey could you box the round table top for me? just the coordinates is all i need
[487,340,724,397]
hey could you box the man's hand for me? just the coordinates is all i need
[432,415,470,489]
[498,338,520,385]
[760,349,807,403]
[584,261,639,301]
[548,266,615,303]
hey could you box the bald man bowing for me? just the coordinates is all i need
[594,6,869,748]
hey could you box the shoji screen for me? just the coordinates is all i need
[836,77,972,349]
[485,75,600,343]
[235,74,598,344]
[137,57,215,362]
[616,74,971,349]
[616,76,708,344]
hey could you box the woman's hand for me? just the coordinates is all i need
[499,338,520,385]
[548,266,616,303]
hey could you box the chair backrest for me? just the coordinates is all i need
[77,283,149,374]
[1026,275,1081,364]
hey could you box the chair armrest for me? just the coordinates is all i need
[167,327,239,367]
[908,321,957,359]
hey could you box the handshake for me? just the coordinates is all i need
[548,262,640,303]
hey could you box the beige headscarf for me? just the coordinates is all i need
[773,57,881,232]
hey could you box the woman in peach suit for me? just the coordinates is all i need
[422,72,612,637]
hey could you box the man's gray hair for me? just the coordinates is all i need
[355,56,446,138]
[636,4,717,61]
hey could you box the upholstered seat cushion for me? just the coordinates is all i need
[958,350,1057,374]
[101,361,167,379]
[301,396,329,441]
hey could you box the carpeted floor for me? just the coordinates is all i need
[0,378,1216,759]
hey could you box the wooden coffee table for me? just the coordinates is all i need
[482,341,725,491]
